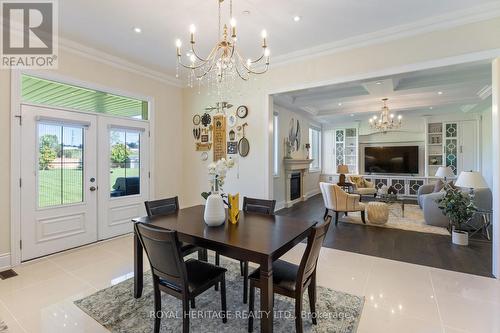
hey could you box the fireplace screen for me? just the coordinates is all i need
[290,172,301,201]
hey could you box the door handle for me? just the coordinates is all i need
[89,186,97,192]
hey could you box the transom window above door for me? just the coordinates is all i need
[22,75,149,120]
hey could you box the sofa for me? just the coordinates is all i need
[347,176,377,197]
[417,184,492,228]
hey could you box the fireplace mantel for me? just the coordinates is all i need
[283,158,314,171]
[283,159,314,208]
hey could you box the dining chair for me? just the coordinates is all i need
[135,223,227,333]
[248,216,331,333]
[319,182,366,225]
[145,197,208,261]
[215,197,276,304]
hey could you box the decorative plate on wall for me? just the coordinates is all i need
[201,152,208,161]
[237,105,248,118]
[201,113,211,127]
[193,114,201,126]
[227,114,237,128]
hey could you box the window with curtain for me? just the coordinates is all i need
[273,113,279,176]
[309,127,321,171]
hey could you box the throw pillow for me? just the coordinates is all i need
[351,176,365,188]
[433,180,445,193]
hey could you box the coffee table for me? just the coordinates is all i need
[372,194,412,218]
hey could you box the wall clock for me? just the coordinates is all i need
[237,105,248,118]
[193,114,201,126]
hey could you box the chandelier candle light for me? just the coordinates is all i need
[369,98,402,132]
[175,0,270,88]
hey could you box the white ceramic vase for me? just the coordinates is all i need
[452,230,468,246]
[204,193,226,227]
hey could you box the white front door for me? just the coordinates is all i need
[20,105,98,261]
[97,117,149,239]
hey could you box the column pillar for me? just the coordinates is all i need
[491,58,500,278]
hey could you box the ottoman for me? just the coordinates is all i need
[366,202,389,225]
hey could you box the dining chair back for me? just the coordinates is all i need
[242,197,276,215]
[296,218,331,291]
[135,223,188,291]
[145,196,179,217]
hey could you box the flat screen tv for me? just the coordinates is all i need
[364,146,419,174]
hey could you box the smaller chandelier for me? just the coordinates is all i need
[369,98,402,132]
[175,0,270,86]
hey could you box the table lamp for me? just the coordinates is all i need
[455,171,488,198]
[435,166,454,182]
[337,164,349,184]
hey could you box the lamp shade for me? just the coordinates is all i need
[455,171,488,189]
[337,164,349,174]
[435,166,454,178]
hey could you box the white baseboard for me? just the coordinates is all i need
[0,253,11,271]
[275,201,286,211]
[305,188,321,199]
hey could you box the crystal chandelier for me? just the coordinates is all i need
[369,98,402,132]
[175,0,270,88]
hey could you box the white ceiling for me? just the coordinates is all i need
[58,0,500,77]
[273,62,492,124]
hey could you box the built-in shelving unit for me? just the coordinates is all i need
[427,122,443,177]
[334,127,358,174]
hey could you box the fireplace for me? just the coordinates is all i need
[290,172,301,201]
[283,158,314,208]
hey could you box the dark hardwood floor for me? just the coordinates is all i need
[276,194,492,277]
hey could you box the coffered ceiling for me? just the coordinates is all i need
[58,0,500,77]
[273,62,492,123]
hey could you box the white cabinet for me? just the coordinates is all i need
[425,120,478,177]
[334,128,358,174]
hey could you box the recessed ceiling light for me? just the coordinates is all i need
[437,91,443,95]
[338,102,342,106]
[133,27,142,33]
[375,81,382,85]
[293,16,301,22]
[350,114,354,117]
[242,10,251,15]
[429,106,433,110]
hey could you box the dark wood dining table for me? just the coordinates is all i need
[132,205,316,333]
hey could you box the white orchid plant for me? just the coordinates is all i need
[201,158,235,200]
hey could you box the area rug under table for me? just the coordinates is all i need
[75,257,364,333]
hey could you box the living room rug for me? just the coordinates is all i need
[340,203,450,235]
[75,257,364,333]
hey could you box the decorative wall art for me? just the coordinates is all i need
[227,141,238,154]
[227,114,237,128]
[238,123,250,157]
[201,113,212,127]
[212,114,227,161]
[288,118,301,151]
[193,114,201,126]
[192,104,251,161]
[229,129,236,141]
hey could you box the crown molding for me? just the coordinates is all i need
[271,2,500,68]
[59,38,183,88]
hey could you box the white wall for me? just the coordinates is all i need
[272,105,321,209]
[0,49,183,260]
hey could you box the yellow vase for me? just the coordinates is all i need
[228,193,240,224]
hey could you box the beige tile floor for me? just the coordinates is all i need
[0,234,499,333]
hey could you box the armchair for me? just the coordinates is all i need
[347,176,377,197]
[320,182,366,225]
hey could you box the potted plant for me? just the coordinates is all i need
[437,187,477,246]
[201,158,235,226]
